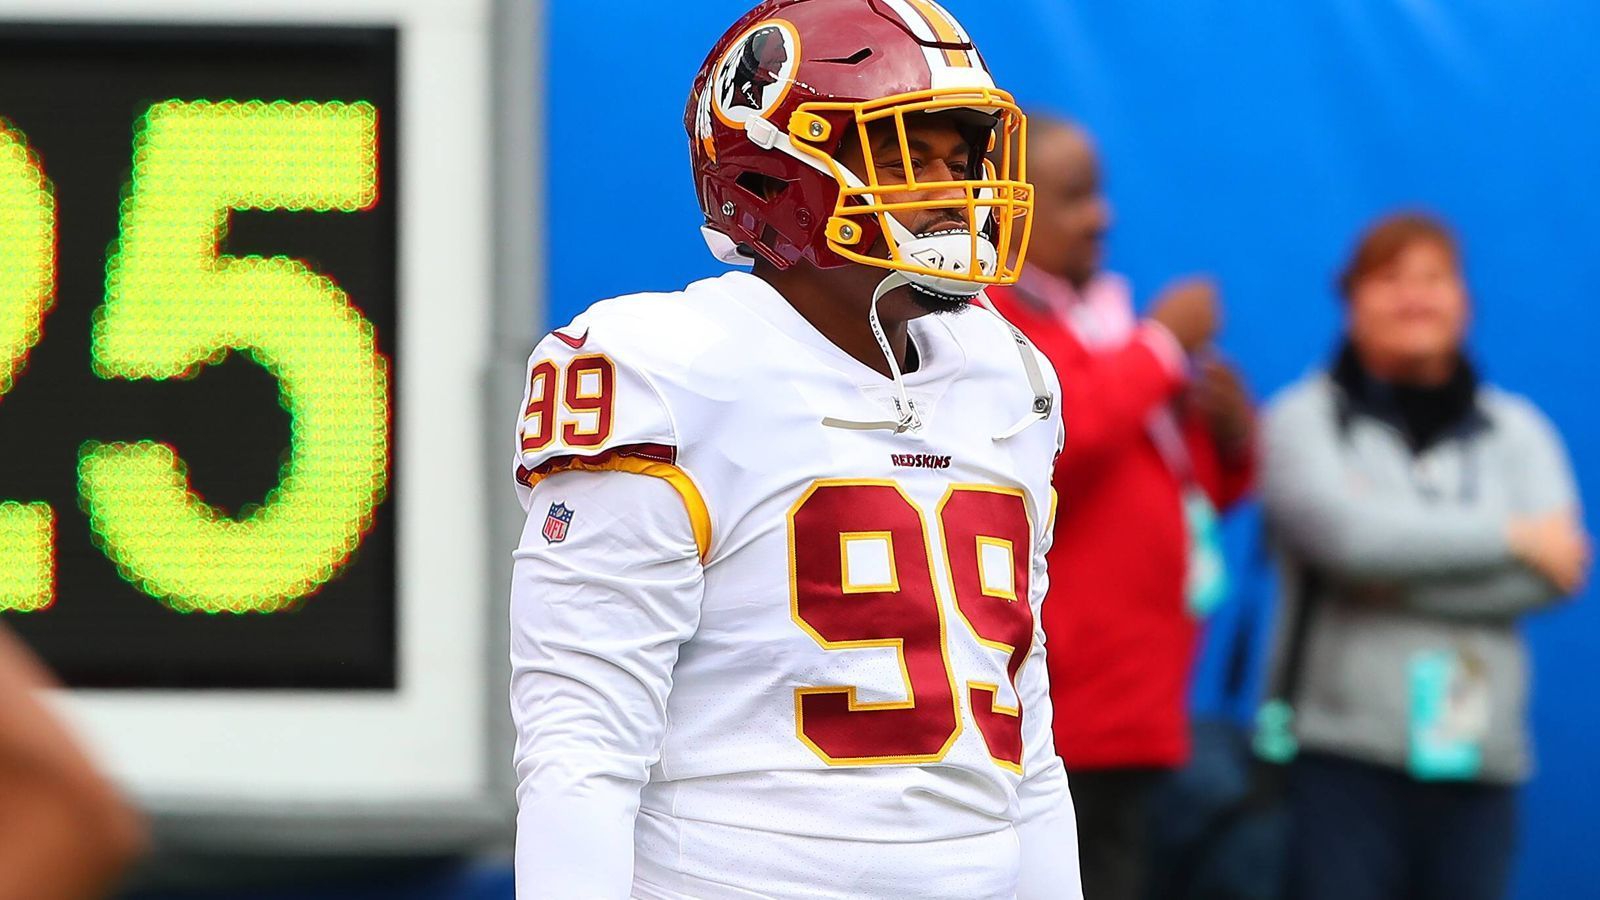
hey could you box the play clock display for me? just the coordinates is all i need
[0,25,397,688]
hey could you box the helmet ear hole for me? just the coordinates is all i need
[735,171,791,202]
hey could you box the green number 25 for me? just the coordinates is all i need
[0,100,388,614]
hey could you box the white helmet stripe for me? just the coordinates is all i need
[918,0,972,41]
[915,0,988,72]
[877,0,950,77]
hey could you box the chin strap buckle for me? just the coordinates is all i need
[745,116,782,150]
[975,293,1056,442]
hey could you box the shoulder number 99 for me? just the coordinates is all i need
[1,100,388,614]
[520,354,617,452]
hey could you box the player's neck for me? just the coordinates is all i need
[753,261,921,378]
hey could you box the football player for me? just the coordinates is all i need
[510,1,1080,897]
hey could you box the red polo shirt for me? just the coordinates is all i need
[988,275,1254,770]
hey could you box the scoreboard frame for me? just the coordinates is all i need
[0,0,532,851]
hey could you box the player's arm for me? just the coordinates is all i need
[1013,628,1082,900]
[510,467,703,899]
[1014,488,1084,900]
[509,327,707,899]
[0,627,147,900]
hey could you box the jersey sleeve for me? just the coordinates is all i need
[510,467,706,899]
[1015,487,1084,900]
[510,322,710,559]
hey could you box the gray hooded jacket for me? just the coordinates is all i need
[1262,365,1578,784]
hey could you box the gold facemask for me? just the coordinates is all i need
[787,86,1032,290]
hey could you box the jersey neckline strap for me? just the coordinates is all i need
[716,270,1051,440]
[713,269,966,391]
[820,271,927,433]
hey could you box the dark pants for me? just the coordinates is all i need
[1072,768,1164,900]
[1287,751,1517,900]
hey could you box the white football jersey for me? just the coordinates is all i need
[510,270,1076,899]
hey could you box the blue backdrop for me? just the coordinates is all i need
[547,3,1599,896]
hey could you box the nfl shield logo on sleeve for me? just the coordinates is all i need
[541,502,574,544]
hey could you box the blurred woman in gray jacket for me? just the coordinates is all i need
[1261,212,1589,900]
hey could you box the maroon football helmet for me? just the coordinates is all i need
[685,0,1032,299]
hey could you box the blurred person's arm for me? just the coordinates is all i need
[1053,279,1215,473]
[1261,387,1518,579]
[1183,357,1257,510]
[1016,490,1083,900]
[510,469,703,900]
[0,627,146,900]
[1390,567,1569,619]
[1053,332,1184,471]
[1396,400,1588,616]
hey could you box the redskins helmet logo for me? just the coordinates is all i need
[712,19,801,128]
[722,26,786,110]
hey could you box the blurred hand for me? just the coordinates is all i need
[1190,357,1255,461]
[1148,276,1220,352]
[1507,510,1592,595]
[0,626,147,897]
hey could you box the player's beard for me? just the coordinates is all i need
[906,282,972,316]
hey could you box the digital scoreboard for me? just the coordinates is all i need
[0,0,512,838]
[0,26,398,688]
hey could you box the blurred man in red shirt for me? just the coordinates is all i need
[986,119,1256,900]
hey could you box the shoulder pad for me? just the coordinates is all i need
[511,315,678,499]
